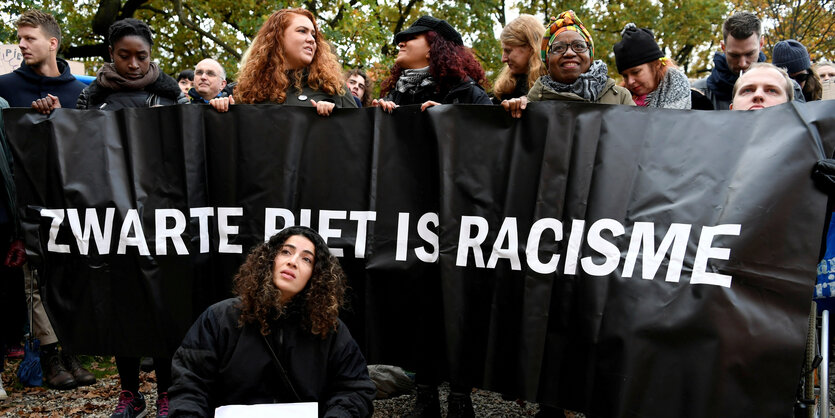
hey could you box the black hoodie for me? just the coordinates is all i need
[0,58,86,108]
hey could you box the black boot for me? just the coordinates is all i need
[447,390,475,418]
[63,353,96,386]
[406,384,440,418]
[41,345,76,390]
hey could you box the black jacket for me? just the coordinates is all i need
[169,298,375,417]
[76,71,188,110]
[384,76,491,106]
[0,58,86,108]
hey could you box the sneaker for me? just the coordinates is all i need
[5,346,24,359]
[42,349,77,390]
[446,391,475,418]
[63,353,96,386]
[0,376,8,400]
[156,392,169,417]
[111,390,147,418]
[405,384,440,418]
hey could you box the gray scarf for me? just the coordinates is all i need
[395,66,435,94]
[644,67,691,109]
[540,60,609,102]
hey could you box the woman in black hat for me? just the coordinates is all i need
[373,15,491,112]
[613,23,691,109]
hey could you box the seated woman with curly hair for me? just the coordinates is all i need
[210,8,356,115]
[168,226,375,417]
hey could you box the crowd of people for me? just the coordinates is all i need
[0,5,832,418]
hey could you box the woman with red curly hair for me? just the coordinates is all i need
[168,226,375,417]
[374,16,491,112]
[210,8,356,115]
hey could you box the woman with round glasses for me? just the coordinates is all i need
[502,11,633,117]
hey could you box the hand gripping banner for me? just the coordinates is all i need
[4,101,835,417]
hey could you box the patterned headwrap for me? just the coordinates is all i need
[540,10,594,62]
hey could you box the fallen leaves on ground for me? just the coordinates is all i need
[1,356,159,417]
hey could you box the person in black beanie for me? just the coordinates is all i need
[613,23,690,109]
[772,39,822,102]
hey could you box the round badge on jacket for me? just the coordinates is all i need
[298,95,308,101]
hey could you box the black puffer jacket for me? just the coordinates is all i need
[76,71,188,110]
[169,298,375,417]
[384,76,491,106]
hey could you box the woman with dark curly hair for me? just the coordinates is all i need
[168,226,375,417]
[373,15,491,112]
[209,8,356,115]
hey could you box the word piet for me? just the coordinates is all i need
[40,208,741,287]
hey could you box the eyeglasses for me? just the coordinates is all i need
[548,40,589,55]
[790,70,810,83]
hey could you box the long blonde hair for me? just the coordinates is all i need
[493,15,546,100]
[235,8,345,104]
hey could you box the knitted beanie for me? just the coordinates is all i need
[613,23,664,73]
[394,16,463,46]
[772,39,811,74]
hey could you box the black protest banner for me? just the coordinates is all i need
[4,101,834,417]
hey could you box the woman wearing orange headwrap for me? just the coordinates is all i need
[502,11,634,118]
